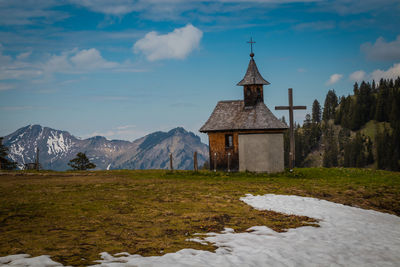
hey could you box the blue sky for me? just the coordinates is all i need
[0,0,399,143]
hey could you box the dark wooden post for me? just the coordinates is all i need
[193,151,198,171]
[288,89,295,170]
[227,152,231,172]
[275,88,307,171]
[169,153,173,171]
[213,152,217,172]
[35,147,40,171]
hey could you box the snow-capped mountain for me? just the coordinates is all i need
[3,125,208,171]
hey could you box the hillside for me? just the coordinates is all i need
[302,120,387,168]
[289,77,400,171]
[3,125,208,171]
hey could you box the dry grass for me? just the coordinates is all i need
[0,168,399,266]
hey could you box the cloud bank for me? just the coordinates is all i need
[347,63,400,83]
[133,24,203,61]
[361,35,400,61]
[371,63,400,81]
[0,46,140,83]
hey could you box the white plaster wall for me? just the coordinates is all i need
[238,133,284,173]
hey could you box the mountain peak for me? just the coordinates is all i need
[168,127,187,135]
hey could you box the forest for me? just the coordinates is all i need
[285,77,400,171]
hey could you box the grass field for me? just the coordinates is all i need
[0,168,399,266]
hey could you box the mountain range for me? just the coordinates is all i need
[3,125,209,171]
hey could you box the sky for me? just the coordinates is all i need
[0,0,399,143]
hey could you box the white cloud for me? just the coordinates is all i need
[70,48,118,70]
[326,73,343,85]
[69,0,139,16]
[133,24,203,61]
[361,35,400,61]
[347,63,400,83]
[371,63,400,81]
[349,70,366,82]
[42,52,72,74]
[0,46,136,81]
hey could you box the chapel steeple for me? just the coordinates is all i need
[237,38,270,107]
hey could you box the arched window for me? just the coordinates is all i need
[246,87,251,96]
[257,88,261,97]
[225,134,233,148]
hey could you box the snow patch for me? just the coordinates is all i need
[47,132,71,155]
[9,143,25,163]
[0,254,63,266]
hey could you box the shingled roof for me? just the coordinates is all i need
[200,100,288,132]
[237,56,270,86]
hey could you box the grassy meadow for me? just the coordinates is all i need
[0,168,399,266]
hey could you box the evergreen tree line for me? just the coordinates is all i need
[285,77,400,171]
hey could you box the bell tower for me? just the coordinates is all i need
[237,38,270,107]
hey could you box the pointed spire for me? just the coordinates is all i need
[237,56,270,86]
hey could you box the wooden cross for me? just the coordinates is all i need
[275,88,307,170]
[247,37,256,54]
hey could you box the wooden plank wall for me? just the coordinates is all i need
[208,129,285,171]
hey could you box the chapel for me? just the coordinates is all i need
[199,49,288,173]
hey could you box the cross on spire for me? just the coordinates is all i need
[247,37,256,56]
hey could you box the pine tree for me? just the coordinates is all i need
[322,90,338,121]
[375,126,396,170]
[354,133,366,167]
[68,152,96,170]
[375,80,389,122]
[302,114,313,155]
[372,80,376,93]
[0,137,17,170]
[353,82,359,95]
[323,125,338,167]
[312,100,321,123]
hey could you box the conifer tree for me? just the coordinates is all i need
[375,80,389,122]
[68,152,96,170]
[353,82,359,95]
[312,100,321,123]
[323,125,338,167]
[0,137,17,170]
[322,90,338,121]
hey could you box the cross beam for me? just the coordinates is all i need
[247,37,256,54]
[275,88,306,170]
